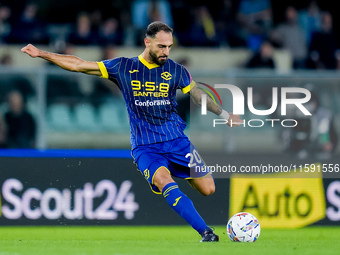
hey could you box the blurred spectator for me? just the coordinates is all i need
[236,0,273,51]
[131,0,173,45]
[132,0,173,28]
[298,0,322,45]
[215,0,245,47]
[68,12,98,45]
[307,12,338,70]
[6,2,48,44]
[245,41,275,69]
[98,18,123,46]
[169,1,191,43]
[0,5,11,43]
[0,112,7,148]
[270,6,307,69]
[282,89,338,160]
[4,90,36,148]
[187,5,218,47]
[89,9,103,35]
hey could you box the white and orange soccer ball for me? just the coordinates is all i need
[227,212,261,242]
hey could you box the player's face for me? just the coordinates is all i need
[147,31,173,65]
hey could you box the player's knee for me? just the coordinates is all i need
[153,167,174,192]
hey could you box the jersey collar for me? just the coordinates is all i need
[138,54,160,69]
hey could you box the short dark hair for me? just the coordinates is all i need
[145,21,173,38]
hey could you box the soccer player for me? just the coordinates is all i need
[21,21,241,242]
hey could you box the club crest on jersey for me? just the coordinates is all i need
[161,72,172,80]
[143,169,150,179]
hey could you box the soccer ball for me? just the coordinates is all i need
[227,212,261,242]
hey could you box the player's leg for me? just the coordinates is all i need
[153,165,209,225]
[187,173,215,196]
[153,167,211,236]
[133,141,218,242]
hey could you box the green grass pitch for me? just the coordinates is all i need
[0,226,339,255]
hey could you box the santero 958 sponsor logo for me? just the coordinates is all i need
[0,178,139,220]
[131,80,170,98]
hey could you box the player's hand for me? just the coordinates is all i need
[227,113,243,127]
[21,44,40,58]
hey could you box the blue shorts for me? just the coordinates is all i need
[132,135,210,194]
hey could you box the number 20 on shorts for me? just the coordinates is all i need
[185,149,202,168]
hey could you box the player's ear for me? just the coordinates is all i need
[144,37,151,47]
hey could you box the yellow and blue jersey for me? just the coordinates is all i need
[97,54,195,149]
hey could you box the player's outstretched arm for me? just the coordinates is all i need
[21,44,102,76]
[189,85,242,127]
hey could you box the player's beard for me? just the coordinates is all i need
[149,50,167,66]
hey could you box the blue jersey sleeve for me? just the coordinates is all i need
[97,57,123,79]
[178,65,196,94]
